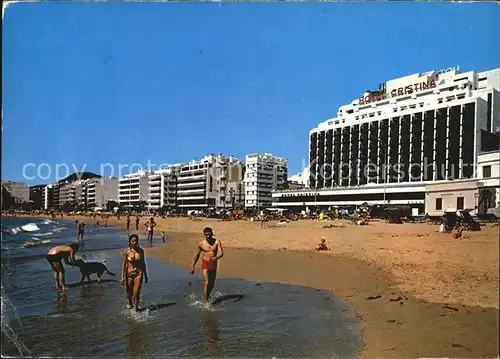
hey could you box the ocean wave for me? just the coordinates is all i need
[36,219,56,225]
[20,223,40,232]
[31,232,54,237]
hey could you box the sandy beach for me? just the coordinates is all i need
[22,214,500,357]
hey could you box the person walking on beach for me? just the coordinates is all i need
[76,221,86,247]
[161,231,166,243]
[190,227,224,303]
[121,234,148,311]
[126,214,131,232]
[144,217,156,247]
[135,216,140,231]
[46,242,79,291]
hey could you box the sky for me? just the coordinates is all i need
[2,2,499,185]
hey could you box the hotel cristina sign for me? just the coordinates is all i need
[358,66,460,105]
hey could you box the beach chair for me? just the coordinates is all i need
[459,210,481,231]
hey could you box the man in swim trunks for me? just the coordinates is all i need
[46,242,79,291]
[190,227,224,303]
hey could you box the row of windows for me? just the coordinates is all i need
[435,197,464,211]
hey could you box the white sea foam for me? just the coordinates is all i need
[1,287,31,357]
[20,223,40,232]
[31,232,54,237]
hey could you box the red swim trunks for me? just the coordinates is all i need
[202,259,217,271]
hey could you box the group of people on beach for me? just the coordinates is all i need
[45,221,223,311]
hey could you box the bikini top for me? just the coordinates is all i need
[126,249,142,264]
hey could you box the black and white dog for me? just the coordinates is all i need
[73,258,115,283]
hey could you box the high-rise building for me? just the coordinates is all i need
[147,168,177,210]
[85,178,119,209]
[244,153,287,209]
[118,172,149,209]
[175,154,244,211]
[273,67,500,212]
[29,185,45,210]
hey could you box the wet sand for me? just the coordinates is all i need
[24,214,500,357]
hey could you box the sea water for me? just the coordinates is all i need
[1,217,362,357]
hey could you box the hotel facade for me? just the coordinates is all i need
[174,154,245,211]
[244,153,287,209]
[147,168,177,210]
[118,172,150,208]
[85,178,119,209]
[273,67,500,213]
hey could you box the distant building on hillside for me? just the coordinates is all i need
[1,181,29,204]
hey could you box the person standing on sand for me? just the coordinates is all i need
[121,234,148,311]
[135,216,140,231]
[144,217,156,247]
[190,227,224,303]
[126,214,131,232]
[46,243,79,291]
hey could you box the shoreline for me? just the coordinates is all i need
[14,214,500,358]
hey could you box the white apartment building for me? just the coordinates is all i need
[147,168,177,210]
[244,153,287,209]
[118,172,150,208]
[58,180,85,208]
[86,178,119,209]
[175,154,244,211]
[273,67,500,212]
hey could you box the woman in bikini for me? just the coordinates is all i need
[46,242,79,291]
[121,234,148,311]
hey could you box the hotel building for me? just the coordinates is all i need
[244,153,287,209]
[273,67,500,213]
[58,180,86,208]
[118,172,150,208]
[175,154,244,211]
[44,183,61,210]
[147,168,177,210]
[29,185,45,210]
[85,178,119,209]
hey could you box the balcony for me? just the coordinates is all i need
[118,193,141,199]
[177,188,205,195]
[177,195,205,201]
[177,181,206,188]
[177,174,206,182]
[119,186,140,192]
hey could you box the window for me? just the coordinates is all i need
[483,165,491,178]
[457,197,464,210]
[436,198,443,211]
